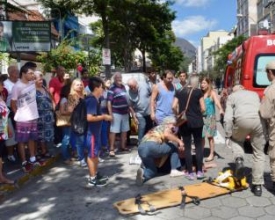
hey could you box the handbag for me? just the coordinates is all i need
[176,88,194,126]
[55,110,71,127]
[130,117,138,135]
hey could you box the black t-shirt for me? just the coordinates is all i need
[175,87,204,128]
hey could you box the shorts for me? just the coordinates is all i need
[110,113,129,133]
[86,133,101,158]
[15,120,38,143]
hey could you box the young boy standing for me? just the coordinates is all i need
[86,77,112,187]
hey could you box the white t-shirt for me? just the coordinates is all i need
[4,78,16,107]
[11,80,39,122]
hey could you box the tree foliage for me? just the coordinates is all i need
[38,0,185,75]
[37,40,87,73]
[213,35,247,74]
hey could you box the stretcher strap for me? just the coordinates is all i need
[179,186,200,209]
[135,194,156,214]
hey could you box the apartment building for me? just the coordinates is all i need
[257,0,275,34]
[237,0,258,36]
[200,31,232,71]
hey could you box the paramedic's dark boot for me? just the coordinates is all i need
[251,185,262,197]
[235,157,245,179]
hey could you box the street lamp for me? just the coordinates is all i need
[237,13,257,23]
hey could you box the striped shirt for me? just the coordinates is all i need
[107,84,129,115]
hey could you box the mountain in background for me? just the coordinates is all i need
[175,38,196,59]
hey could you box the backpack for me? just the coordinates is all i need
[70,98,88,135]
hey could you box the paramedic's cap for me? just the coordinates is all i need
[266,60,275,70]
[232,84,244,92]
[161,116,176,125]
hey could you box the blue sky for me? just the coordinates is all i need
[170,0,237,47]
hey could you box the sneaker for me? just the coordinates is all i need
[64,159,74,165]
[80,159,87,167]
[170,169,185,177]
[98,157,105,163]
[235,157,245,179]
[185,172,196,181]
[7,155,16,162]
[30,160,43,167]
[55,143,62,148]
[87,177,107,187]
[22,161,33,173]
[136,168,145,186]
[41,152,53,159]
[96,172,109,181]
[251,185,262,197]
[196,171,205,180]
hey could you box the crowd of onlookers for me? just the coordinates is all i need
[130,65,275,198]
[1,61,275,194]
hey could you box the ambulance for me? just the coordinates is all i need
[224,34,275,98]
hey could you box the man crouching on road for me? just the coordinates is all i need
[136,116,185,186]
[224,85,266,196]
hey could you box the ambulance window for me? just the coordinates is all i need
[255,55,273,87]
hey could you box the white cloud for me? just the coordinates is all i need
[175,0,211,7]
[172,16,217,37]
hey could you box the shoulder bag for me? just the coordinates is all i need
[176,88,194,126]
[55,101,71,127]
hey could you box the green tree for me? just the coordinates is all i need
[38,0,184,76]
[213,35,247,76]
[149,30,184,72]
[37,40,87,73]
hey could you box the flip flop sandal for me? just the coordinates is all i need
[121,148,131,152]
[109,151,116,157]
[205,157,214,162]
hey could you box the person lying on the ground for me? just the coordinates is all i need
[136,116,185,186]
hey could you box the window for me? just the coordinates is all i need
[254,55,274,87]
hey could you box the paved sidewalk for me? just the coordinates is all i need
[1,127,275,219]
[0,147,61,199]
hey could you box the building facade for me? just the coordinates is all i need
[237,0,258,36]
[200,31,232,72]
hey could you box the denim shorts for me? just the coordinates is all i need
[110,113,129,133]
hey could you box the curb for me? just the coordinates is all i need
[0,154,60,199]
